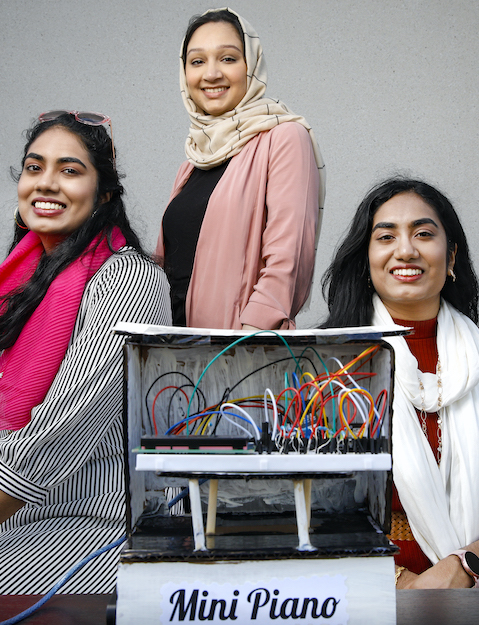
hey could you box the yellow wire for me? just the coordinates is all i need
[300,371,317,383]
[179,345,380,440]
[338,388,375,438]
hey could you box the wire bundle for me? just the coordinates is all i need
[144,336,389,454]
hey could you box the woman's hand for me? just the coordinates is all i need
[397,540,479,589]
[242,324,283,332]
[241,324,262,333]
[395,566,418,589]
[0,490,25,524]
[399,559,472,589]
[415,556,473,588]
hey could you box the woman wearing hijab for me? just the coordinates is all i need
[156,7,325,330]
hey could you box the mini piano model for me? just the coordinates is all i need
[113,325,403,625]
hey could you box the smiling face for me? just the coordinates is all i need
[17,126,99,254]
[185,21,248,117]
[368,192,456,320]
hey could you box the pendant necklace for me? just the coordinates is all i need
[418,357,443,462]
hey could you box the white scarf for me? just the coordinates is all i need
[373,294,479,562]
[179,7,325,209]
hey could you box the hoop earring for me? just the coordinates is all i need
[14,207,28,230]
[448,269,457,282]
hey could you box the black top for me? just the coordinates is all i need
[162,161,230,325]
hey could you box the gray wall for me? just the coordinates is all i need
[1,0,478,326]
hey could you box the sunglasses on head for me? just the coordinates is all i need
[38,110,116,166]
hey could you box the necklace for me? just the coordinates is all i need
[418,357,443,463]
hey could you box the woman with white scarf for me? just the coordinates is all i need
[156,7,325,330]
[322,177,479,589]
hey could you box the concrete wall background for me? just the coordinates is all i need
[1,0,478,326]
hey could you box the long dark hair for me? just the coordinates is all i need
[322,177,479,327]
[0,113,146,350]
[182,8,244,65]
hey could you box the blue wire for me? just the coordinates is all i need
[0,535,126,625]
[298,346,337,432]
[291,371,300,389]
[165,410,258,435]
[291,371,306,413]
[168,478,209,509]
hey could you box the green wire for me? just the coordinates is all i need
[185,331,302,435]
[298,345,336,434]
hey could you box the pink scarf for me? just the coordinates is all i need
[0,228,126,430]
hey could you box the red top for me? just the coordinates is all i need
[391,317,439,573]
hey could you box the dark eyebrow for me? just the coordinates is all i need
[58,157,87,169]
[372,217,439,233]
[24,152,87,170]
[412,218,439,228]
[371,221,395,232]
[25,152,43,162]
[186,44,242,56]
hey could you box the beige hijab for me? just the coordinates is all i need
[180,7,326,208]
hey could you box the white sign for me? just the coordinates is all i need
[161,575,349,623]
[116,557,396,624]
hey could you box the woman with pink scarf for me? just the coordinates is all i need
[0,112,171,593]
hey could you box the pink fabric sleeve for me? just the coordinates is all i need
[158,123,321,330]
[239,123,320,329]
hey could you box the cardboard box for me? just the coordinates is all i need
[114,325,400,624]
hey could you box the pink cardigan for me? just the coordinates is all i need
[156,122,320,330]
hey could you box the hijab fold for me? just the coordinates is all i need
[372,294,479,562]
[0,228,126,430]
[180,7,326,209]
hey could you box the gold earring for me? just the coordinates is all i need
[448,269,456,282]
[14,207,28,230]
